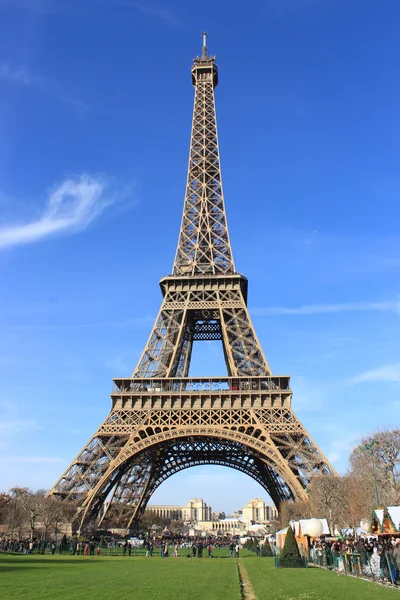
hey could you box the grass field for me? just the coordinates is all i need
[0,554,398,600]
[244,557,398,600]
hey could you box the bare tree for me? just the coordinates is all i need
[0,492,12,534]
[21,491,43,541]
[310,475,347,532]
[279,500,309,527]
[349,429,400,507]
[8,487,30,539]
[36,495,61,541]
[140,510,171,533]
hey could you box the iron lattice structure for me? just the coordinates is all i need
[49,35,335,530]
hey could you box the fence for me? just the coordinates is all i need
[308,548,398,585]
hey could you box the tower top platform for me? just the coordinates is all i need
[192,32,218,86]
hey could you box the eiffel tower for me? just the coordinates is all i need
[49,34,335,530]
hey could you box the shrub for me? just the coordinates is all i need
[278,526,305,568]
[261,538,273,557]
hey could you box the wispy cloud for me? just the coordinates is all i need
[0,0,66,15]
[351,363,400,384]
[0,174,122,250]
[0,417,37,437]
[3,456,66,464]
[0,400,39,446]
[2,316,154,332]
[252,300,400,316]
[262,0,322,15]
[117,0,178,25]
[0,63,88,115]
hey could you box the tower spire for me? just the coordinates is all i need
[173,33,230,276]
[202,31,208,58]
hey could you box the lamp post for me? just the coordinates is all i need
[364,439,380,507]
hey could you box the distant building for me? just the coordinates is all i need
[242,498,278,523]
[196,517,251,534]
[146,498,211,522]
[212,511,226,521]
[146,497,277,534]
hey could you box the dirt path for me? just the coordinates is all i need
[237,560,257,600]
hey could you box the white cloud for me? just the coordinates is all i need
[117,0,178,25]
[252,300,400,316]
[3,316,154,332]
[0,417,37,437]
[0,399,39,446]
[3,456,66,464]
[326,451,341,464]
[351,363,400,384]
[262,0,321,15]
[0,0,56,13]
[0,63,88,114]
[0,175,118,249]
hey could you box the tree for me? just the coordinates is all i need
[140,510,171,533]
[279,525,304,568]
[310,475,347,533]
[38,496,62,541]
[0,492,12,534]
[279,500,308,528]
[261,537,273,557]
[9,487,30,538]
[341,473,371,532]
[349,430,400,508]
[21,491,42,541]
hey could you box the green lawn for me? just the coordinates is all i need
[244,557,398,600]
[0,554,241,600]
[0,554,398,600]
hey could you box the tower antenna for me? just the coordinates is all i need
[201,31,208,58]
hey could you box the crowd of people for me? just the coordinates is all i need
[140,535,241,558]
[2,532,400,585]
[0,538,64,554]
[309,536,400,582]
[0,534,242,559]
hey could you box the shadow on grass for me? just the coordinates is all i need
[0,557,99,565]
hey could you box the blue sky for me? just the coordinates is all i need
[0,0,399,514]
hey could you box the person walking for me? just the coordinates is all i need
[235,543,240,559]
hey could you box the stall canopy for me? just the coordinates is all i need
[371,506,400,535]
